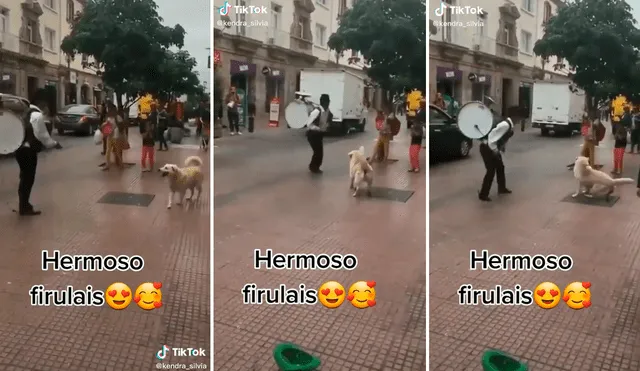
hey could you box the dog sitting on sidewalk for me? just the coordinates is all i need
[572,156,633,200]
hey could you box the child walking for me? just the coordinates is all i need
[408,121,424,172]
[613,124,627,175]
[141,120,156,172]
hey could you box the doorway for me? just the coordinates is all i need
[80,84,90,104]
[501,78,514,116]
[27,76,38,102]
[66,83,77,105]
[518,82,532,117]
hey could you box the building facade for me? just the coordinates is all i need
[428,0,570,116]
[213,0,372,117]
[0,0,101,110]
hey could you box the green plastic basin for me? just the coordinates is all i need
[273,343,321,371]
[482,350,528,371]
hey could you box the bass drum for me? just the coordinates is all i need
[0,110,25,155]
[456,101,494,139]
[285,99,313,129]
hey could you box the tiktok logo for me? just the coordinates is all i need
[219,1,232,16]
[156,345,170,360]
[434,2,446,17]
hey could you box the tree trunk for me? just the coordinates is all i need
[585,93,598,120]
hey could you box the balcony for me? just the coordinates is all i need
[496,42,519,63]
[0,32,20,54]
[289,34,313,55]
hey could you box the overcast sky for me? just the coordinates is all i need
[155,0,211,89]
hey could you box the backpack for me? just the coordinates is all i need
[22,108,43,152]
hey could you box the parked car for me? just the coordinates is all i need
[429,104,472,159]
[54,104,100,135]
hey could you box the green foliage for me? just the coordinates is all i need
[533,0,640,109]
[61,0,200,108]
[327,0,426,96]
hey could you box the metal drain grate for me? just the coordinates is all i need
[368,187,414,203]
[97,192,155,207]
[561,193,619,207]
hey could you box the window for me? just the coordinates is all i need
[26,20,36,43]
[351,50,357,57]
[0,9,7,34]
[44,28,56,51]
[429,107,450,124]
[81,54,88,64]
[477,13,486,36]
[314,24,326,46]
[522,0,535,13]
[543,1,552,23]
[44,0,56,10]
[520,30,532,53]
[296,16,310,39]
[66,0,75,23]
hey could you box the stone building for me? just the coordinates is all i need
[213,0,377,119]
[428,0,570,116]
[0,0,102,109]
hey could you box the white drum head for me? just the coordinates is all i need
[285,99,312,129]
[0,111,25,155]
[457,101,494,139]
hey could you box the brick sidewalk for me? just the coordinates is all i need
[0,132,211,369]
[430,129,640,370]
[214,125,426,370]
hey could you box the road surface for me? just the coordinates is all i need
[430,125,640,370]
[0,131,210,370]
[213,117,427,370]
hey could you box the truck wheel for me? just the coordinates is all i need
[541,128,549,136]
[358,118,366,132]
[340,122,349,136]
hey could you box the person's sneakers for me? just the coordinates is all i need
[230,132,235,136]
[478,194,492,202]
[309,168,323,174]
[498,188,512,194]
[237,132,242,135]
[19,208,41,216]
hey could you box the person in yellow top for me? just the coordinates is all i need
[406,90,422,129]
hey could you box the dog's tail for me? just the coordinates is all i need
[613,178,635,185]
[184,156,203,167]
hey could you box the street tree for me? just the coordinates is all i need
[60,0,198,114]
[327,0,426,108]
[533,0,640,117]
[145,50,203,101]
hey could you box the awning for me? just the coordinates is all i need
[436,66,462,81]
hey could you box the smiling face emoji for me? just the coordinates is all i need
[533,282,561,309]
[317,281,345,309]
[134,282,163,310]
[105,282,132,310]
[347,281,376,309]
[563,281,591,310]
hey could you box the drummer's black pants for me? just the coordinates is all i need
[307,130,324,172]
[479,143,506,197]
[15,146,38,212]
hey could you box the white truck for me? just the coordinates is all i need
[298,69,368,135]
[531,81,585,136]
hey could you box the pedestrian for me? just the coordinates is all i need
[630,111,640,153]
[200,98,211,151]
[306,94,331,173]
[478,118,514,202]
[156,104,169,151]
[225,86,241,135]
[102,103,125,170]
[408,115,424,173]
[15,97,62,215]
[370,110,391,162]
[613,123,627,175]
[100,100,109,155]
[247,99,256,133]
[433,92,446,110]
[140,116,155,172]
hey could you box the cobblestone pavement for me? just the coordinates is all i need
[0,131,210,370]
[430,125,640,370]
[214,117,427,370]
